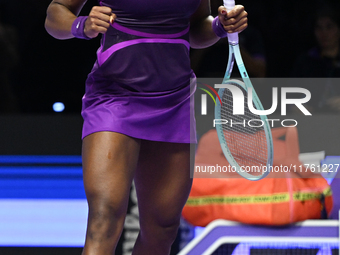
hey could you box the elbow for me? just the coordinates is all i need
[190,43,210,50]
[44,18,53,37]
[189,36,219,49]
[189,38,206,49]
[189,29,205,49]
[190,40,201,49]
[189,27,220,49]
[44,4,70,40]
[44,16,71,40]
[44,8,57,39]
[189,26,205,49]
[189,34,205,49]
[44,5,55,38]
[44,18,59,40]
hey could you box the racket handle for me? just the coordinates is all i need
[223,0,239,45]
[223,0,235,11]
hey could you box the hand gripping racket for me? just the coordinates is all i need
[214,0,273,180]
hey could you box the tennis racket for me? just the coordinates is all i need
[214,0,273,180]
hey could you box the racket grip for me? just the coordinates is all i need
[223,0,239,45]
[223,0,235,11]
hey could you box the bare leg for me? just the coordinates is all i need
[81,132,141,255]
[132,141,194,255]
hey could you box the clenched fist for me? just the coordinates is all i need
[84,6,116,38]
[217,5,248,33]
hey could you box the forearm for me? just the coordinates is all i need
[190,16,220,49]
[45,2,84,40]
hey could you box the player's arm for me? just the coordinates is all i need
[189,0,248,49]
[45,0,115,40]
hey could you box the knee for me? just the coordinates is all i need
[141,214,181,241]
[87,201,126,238]
[159,218,181,241]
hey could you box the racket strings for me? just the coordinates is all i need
[220,83,268,175]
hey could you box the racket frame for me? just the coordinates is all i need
[215,42,274,181]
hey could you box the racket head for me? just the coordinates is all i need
[215,79,273,181]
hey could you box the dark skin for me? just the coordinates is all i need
[45,1,247,254]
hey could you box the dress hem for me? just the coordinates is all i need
[82,128,197,144]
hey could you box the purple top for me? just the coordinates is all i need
[81,0,200,142]
[99,0,199,33]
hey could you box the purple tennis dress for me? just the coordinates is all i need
[81,0,200,143]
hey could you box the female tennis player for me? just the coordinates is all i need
[45,1,247,254]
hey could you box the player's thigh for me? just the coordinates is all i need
[134,141,194,226]
[82,131,141,211]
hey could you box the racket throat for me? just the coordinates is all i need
[224,51,235,81]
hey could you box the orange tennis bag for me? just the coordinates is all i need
[182,128,333,226]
